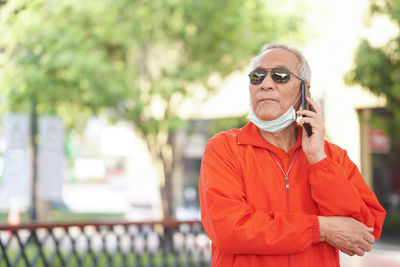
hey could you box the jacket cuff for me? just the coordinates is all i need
[307,157,332,172]
[311,215,320,244]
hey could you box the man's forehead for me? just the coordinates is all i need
[254,48,299,68]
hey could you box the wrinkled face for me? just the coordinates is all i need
[249,48,302,121]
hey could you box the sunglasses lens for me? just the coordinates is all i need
[271,68,291,83]
[249,68,292,84]
[249,70,267,84]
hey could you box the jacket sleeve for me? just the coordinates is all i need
[308,143,386,240]
[199,138,320,255]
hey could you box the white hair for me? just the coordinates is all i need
[249,44,311,83]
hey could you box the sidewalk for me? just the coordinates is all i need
[340,242,400,267]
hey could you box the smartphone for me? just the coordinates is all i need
[301,81,313,137]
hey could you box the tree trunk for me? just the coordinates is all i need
[145,130,178,220]
[162,168,174,219]
[162,130,177,219]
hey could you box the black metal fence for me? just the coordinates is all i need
[0,220,211,267]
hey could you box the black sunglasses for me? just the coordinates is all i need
[248,67,302,84]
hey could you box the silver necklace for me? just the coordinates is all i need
[269,149,298,191]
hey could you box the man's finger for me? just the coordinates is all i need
[340,249,355,256]
[364,232,375,244]
[306,97,322,114]
[358,240,372,252]
[353,247,365,257]
[297,117,319,128]
[296,109,317,118]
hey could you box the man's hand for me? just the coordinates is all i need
[296,97,326,164]
[318,216,375,256]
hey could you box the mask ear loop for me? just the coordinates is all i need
[292,91,302,109]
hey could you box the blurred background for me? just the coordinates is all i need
[0,0,400,264]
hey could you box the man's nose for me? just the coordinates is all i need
[260,73,275,90]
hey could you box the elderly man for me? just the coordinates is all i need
[199,44,386,267]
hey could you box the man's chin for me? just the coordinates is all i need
[256,113,281,121]
[253,108,282,121]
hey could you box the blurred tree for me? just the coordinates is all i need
[0,0,305,219]
[346,0,400,136]
[0,0,128,130]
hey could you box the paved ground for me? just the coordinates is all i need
[340,242,400,267]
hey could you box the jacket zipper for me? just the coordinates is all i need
[269,150,298,267]
[286,174,291,267]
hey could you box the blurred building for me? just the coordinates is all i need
[63,118,162,221]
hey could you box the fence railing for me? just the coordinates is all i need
[0,220,211,267]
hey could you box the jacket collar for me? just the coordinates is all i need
[237,122,302,157]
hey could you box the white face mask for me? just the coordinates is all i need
[247,93,301,133]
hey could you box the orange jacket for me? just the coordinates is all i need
[199,122,386,267]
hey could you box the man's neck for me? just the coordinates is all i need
[259,123,297,153]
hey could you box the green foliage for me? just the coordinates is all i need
[346,0,400,135]
[0,0,130,130]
